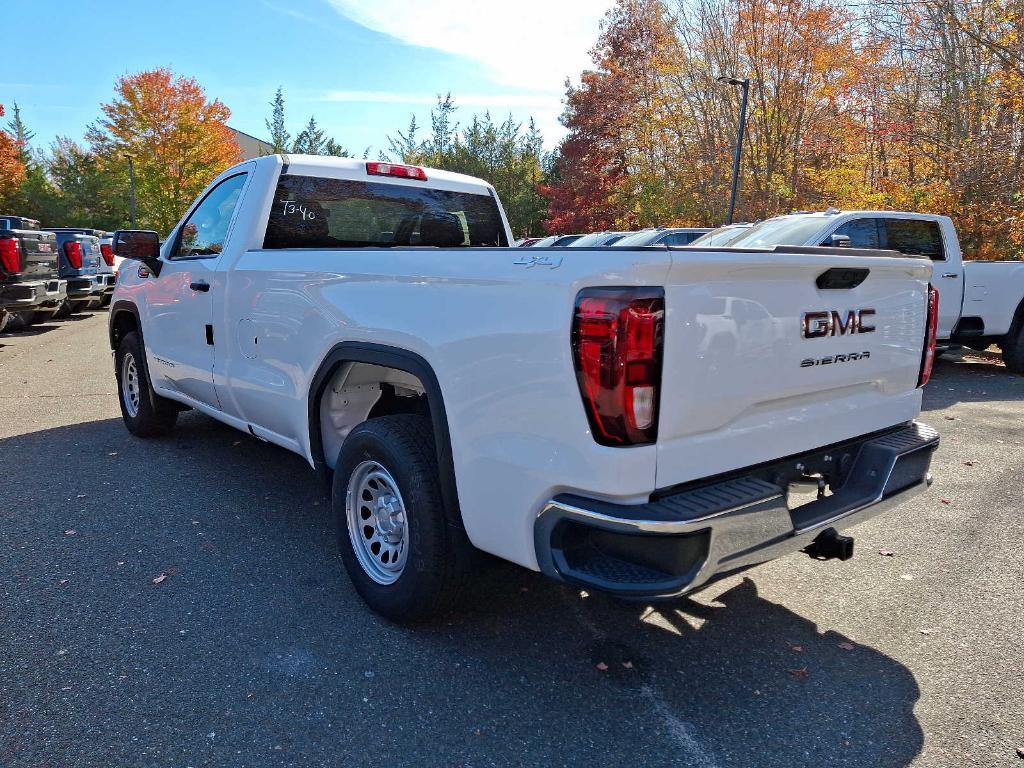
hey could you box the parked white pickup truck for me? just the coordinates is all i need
[717,210,1024,371]
[108,156,939,621]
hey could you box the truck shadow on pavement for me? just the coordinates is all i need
[0,414,923,768]
[922,352,1023,410]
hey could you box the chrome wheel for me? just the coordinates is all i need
[346,461,409,585]
[121,352,141,418]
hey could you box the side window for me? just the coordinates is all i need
[660,232,689,246]
[827,219,880,249]
[174,174,248,258]
[881,219,945,260]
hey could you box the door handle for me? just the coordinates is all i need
[941,273,958,279]
[189,280,211,292]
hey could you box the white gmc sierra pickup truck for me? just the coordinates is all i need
[108,156,940,621]
[717,209,1024,371]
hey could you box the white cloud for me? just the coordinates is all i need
[325,0,611,94]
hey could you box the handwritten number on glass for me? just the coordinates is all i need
[281,200,316,220]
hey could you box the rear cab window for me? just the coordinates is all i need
[263,175,508,249]
[881,219,946,260]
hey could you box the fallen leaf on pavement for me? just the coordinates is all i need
[58,579,68,585]
[940,498,951,504]
[595,662,608,671]
[786,642,805,653]
[878,549,895,557]
[962,460,976,466]
[64,530,76,536]
[622,661,634,669]
[787,667,809,681]
[919,628,934,635]
[152,574,167,585]
[943,415,956,420]
[838,642,855,651]
[108,452,118,457]
[232,441,241,447]
[1015,746,1023,759]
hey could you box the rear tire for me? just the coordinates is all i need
[14,311,36,327]
[114,331,178,436]
[1002,316,1024,374]
[52,300,72,319]
[333,414,471,622]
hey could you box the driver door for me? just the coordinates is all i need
[145,172,250,408]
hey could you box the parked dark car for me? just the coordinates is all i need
[689,223,756,247]
[0,215,67,331]
[50,228,116,308]
[612,227,712,247]
[567,231,629,247]
[49,229,106,317]
[531,234,585,247]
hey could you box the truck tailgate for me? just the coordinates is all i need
[655,250,933,488]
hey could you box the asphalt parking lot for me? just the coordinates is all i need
[1,311,1021,768]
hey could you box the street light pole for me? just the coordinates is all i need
[718,76,750,225]
[126,155,137,229]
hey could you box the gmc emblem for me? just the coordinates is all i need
[801,309,876,338]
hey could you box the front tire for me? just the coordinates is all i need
[114,331,178,436]
[333,414,471,622]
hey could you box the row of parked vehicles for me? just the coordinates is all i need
[516,227,713,249]
[521,211,1024,372]
[0,216,118,332]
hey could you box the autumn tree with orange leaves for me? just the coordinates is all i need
[86,68,241,233]
[545,0,1024,259]
[0,104,27,210]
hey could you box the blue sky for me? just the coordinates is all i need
[3,0,611,157]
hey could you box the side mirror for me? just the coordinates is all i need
[828,233,852,248]
[112,230,162,276]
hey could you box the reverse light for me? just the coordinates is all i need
[918,284,939,387]
[365,161,428,181]
[572,288,665,446]
[100,242,114,267]
[0,238,20,274]
[64,240,83,270]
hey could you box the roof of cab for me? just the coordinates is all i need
[244,154,495,195]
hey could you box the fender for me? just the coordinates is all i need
[307,342,463,529]
[108,299,142,350]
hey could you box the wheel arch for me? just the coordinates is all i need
[308,342,464,529]
[108,300,142,350]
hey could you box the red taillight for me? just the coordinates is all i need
[64,240,83,269]
[100,242,114,267]
[365,161,428,181]
[572,288,665,446]
[0,238,20,274]
[918,284,939,387]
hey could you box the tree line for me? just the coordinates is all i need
[0,74,552,237]
[544,0,1024,259]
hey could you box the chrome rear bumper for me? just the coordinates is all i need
[535,422,939,598]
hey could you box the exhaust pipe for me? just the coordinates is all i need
[803,527,854,561]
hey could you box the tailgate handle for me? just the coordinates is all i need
[189,280,211,292]
[816,267,869,290]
